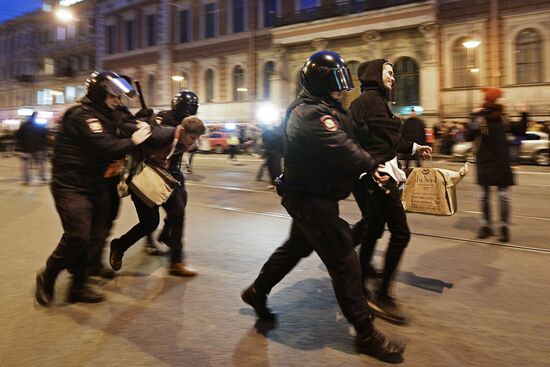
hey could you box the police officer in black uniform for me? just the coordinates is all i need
[35,71,152,306]
[241,51,405,363]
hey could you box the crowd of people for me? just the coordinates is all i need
[19,47,537,364]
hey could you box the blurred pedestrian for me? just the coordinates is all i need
[350,59,431,325]
[34,71,151,306]
[227,133,240,163]
[400,107,426,168]
[15,111,49,184]
[261,121,283,188]
[469,87,515,242]
[241,51,404,363]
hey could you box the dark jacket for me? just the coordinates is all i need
[401,116,426,145]
[16,116,49,153]
[51,99,136,192]
[281,90,377,201]
[262,125,284,156]
[153,110,186,180]
[349,59,413,164]
[471,103,515,187]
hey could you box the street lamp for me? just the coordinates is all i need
[55,8,74,22]
[463,37,480,117]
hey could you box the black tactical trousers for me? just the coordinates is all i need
[44,183,110,287]
[252,194,374,333]
[116,184,187,264]
[359,180,411,295]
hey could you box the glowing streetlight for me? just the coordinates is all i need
[171,75,184,82]
[55,8,74,22]
[462,39,481,49]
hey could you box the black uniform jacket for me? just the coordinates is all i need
[52,100,136,192]
[281,90,377,201]
[349,59,413,164]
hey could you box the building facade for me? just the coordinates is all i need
[1,0,549,128]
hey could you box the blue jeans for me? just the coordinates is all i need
[480,186,510,227]
[22,151,47,183]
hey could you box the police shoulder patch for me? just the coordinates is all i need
[86,118,103,133]
[320,115,338,132]
[155,116,164,125]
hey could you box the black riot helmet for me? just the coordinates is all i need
[84,71,137,105]
[300,51,354,98]
[171,90,199,120]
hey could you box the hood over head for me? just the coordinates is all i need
[357,59,390,92]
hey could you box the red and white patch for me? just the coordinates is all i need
[320,115,338,132]
[86,118,103,133]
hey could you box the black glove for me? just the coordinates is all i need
[135,108,154,120]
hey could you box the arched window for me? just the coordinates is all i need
[147,74,155,105]
[233,65,246,101]
[516,29,542,84]
[452,37,479,88]
[263,61,275,99]
[205,69,214,102]
[394,57,419,106]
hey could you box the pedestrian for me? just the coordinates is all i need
[241,51,404,363]
[227,132,240,163]
[469,87,514,242]
[15,111,49,184]
[400,107,426,168]
[349,59,431,324]
[109,115,206,277]
[34,71,152,306]
[261,121,283,188]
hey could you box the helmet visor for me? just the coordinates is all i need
[104,75,137,99]
[329,67,354,92]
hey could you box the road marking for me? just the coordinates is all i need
[188,201,550,254]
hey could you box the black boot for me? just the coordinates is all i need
[367,292,408,325]
[241,285,276,321]
[67,278,105,304]
[35,270,56,307]
[356,326,405,363]
[87,264,116,279]
[477,226,493,239]
[498,226,509,243]
[109,239,124,271]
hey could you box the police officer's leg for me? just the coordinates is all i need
[292,197,404,360]
[242,219,313,321]
[36,186,94,306]
[109,192,160,271]
[87,178,118,277]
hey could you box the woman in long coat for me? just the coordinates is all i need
[470,87,515,242]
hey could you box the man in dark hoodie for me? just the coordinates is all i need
[241,51,405,363]
[349,59,431,325]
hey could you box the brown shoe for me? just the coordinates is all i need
[168,261,198,277]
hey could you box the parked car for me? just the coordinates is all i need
[204,132,229,154]
[452,131,550,165]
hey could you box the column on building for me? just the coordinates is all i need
[270,44,289,110]
[157,0,172,106]
[418,22,439,121]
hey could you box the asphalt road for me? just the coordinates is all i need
[0,154,549,367]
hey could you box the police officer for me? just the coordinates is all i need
[111,90,201,276]
[241,51,405,363]
[35,71,151,306]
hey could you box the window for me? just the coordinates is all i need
[233,65,246,101]
[233,0,245,33]
[263,0,277,27]
[204,3,217,39]
[125,20,136,50]
[56,26,66,41]
[44,58,54,75]
[146,14,157,47]
[178,10,190,43]
[65,86,76,103]
[263,61,275,99]
[205,69,214,102]
[452,37,478,88]
[394,57,419,106]
[516,29,542,84]
[299,0,317,11]
[106,25,116,54]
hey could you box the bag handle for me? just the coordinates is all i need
[165,126,182,162]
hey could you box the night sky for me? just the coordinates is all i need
[0,0,44,23]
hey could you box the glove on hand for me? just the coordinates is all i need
[131,125,152,145]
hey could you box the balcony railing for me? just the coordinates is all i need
[274,0,428,27]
